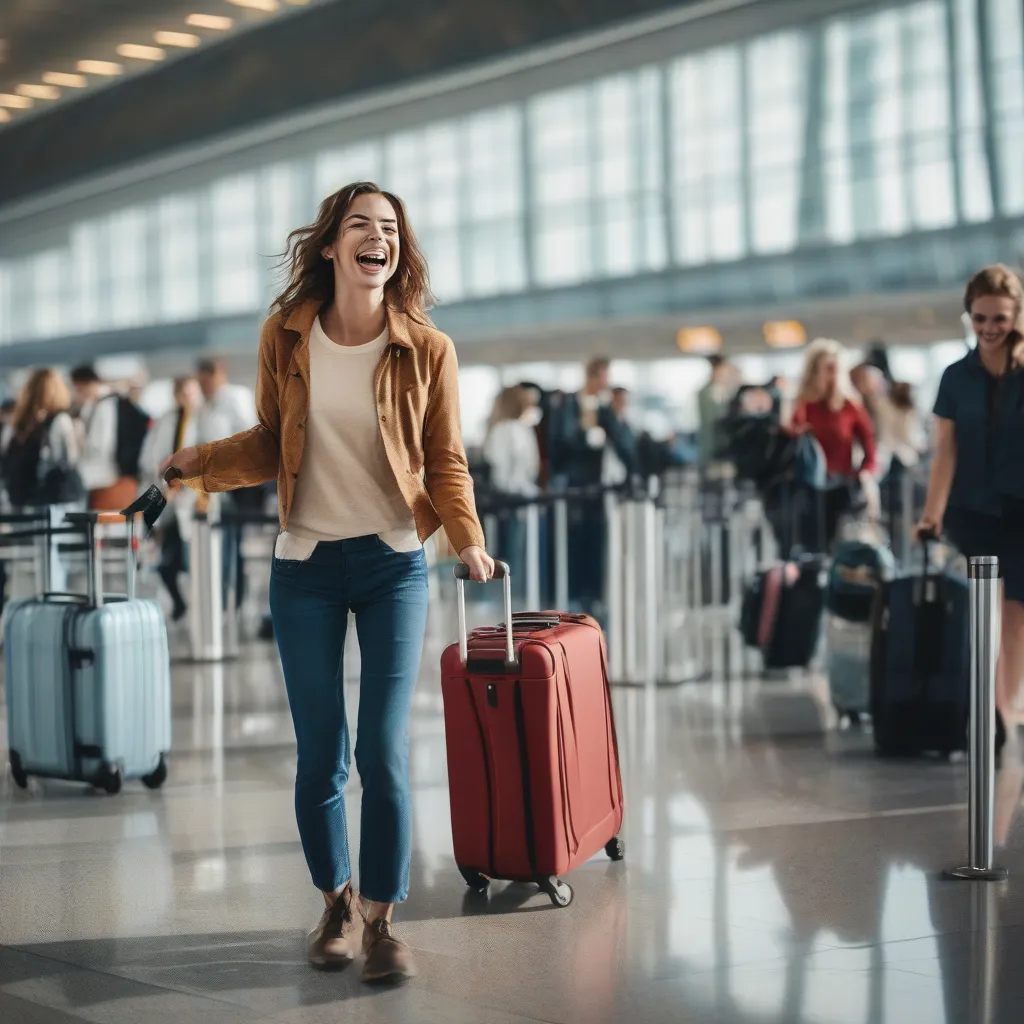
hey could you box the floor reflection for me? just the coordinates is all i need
[1,616,1024,1023]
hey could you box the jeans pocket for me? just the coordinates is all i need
[271,556,306,577]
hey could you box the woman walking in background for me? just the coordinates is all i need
[791,338,878,549]
[161,182,492,984]
[139,376,201,622]
[917,264,1024,761]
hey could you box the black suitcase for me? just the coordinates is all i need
[870,552,969,757]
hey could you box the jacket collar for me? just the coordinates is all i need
[283,298,414,349]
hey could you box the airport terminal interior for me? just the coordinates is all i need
[2,0,1024,1021]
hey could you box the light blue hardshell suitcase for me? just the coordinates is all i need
[826,613,873,723]
[4,510,171,793]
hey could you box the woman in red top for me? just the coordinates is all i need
[791,339,878,548]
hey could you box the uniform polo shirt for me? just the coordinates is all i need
[933,347,1024,516]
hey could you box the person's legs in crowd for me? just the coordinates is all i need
[268,543,358,970]
[350,538,428,983]
[157,517,188,621]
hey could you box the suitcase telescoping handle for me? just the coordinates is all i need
[453,561,514,666]
[63,510,140,606]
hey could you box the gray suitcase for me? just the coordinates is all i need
[4,509,171,793]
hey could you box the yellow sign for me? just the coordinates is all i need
[763,320,807,348]
[676,326,722,355]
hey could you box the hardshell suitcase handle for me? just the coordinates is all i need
[453,560,513,666]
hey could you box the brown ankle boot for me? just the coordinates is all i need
[307,887,359,969]
[361,917,417,984]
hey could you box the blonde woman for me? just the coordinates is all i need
[790,339,878,548]
[917,264,1024,761]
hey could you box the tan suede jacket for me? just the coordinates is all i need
[188,298,485,553]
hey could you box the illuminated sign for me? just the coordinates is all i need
[676,326,722,354]
[762,320,807,348]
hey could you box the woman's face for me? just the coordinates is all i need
[970,294,1018,354]
[323,192,400,295]
[816,355,839,396]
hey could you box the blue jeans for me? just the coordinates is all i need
[269,535,429,902]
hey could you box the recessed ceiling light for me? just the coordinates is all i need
[0,93,33,109]
[186,13,234,30]
[116,44,166,61]
[17,83,60,100]
[228,0,279,11]
[42,71,88,88]
[78,60,123,76]
[154,31,201,48]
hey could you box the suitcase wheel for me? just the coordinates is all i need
[9,751,28,790]
[142,754,168,791]
[98,764,123,796]
[537,875,573,908]
[605,836,626,862]
[458,868,490,894]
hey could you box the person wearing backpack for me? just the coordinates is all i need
[1,369,85,595]
[71,365,152,511]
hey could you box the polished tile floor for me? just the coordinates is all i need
[2,605,1024,1024]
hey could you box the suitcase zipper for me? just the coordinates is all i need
[464,678,496,877]
[512,681,539,877]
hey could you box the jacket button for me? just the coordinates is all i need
[298,422,304,429]
[381,415,386,422]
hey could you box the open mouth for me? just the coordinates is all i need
[357,250,387,268]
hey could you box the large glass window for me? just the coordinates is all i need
[108,207,148,328]
[69,221,101,335]
[31,249,67,338]
[953,0,994,221]
[464,107,527,296]
[384,123,465,302]
[988,0,1024,213]
[314,141,381,198]
[260,163,300,305]
[0,262,12,344]
[669,46,745,265]
[747,32,805,253]
[210,174,259,315]
[157,194,201,322]
[530,87,592,286]
[592,68,668,276]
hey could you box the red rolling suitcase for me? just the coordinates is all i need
[440,562,625,907]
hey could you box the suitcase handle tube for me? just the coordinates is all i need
[453,561,513,665]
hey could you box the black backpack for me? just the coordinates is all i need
[107,395,152,479]
[2,415,85,507]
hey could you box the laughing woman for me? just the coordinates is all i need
[162,182,493,983]
[917,264,1024,763]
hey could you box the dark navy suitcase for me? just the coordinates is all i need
[870,552,969,757]
[4,509,171,793]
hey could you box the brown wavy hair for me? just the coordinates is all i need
[11,369,72,441]
[272,181,434,323]
[964,263,1024,368]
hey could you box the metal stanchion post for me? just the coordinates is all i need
[524,503,541,611]
[224,520,240,660]
[189,494,224,663]
[622,497,639,683]
[642,496,658,686]
[946,555,1007,881]
[605,493,625,682]
[554,497,569,611]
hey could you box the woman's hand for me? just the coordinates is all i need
[914,516,941,542]
[459,545,495,583]
[159,446,202,484]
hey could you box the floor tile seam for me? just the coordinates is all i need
[0,942,277,1022]
[714,802,967,833]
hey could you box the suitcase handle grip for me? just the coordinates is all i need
[453,561,514,666]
